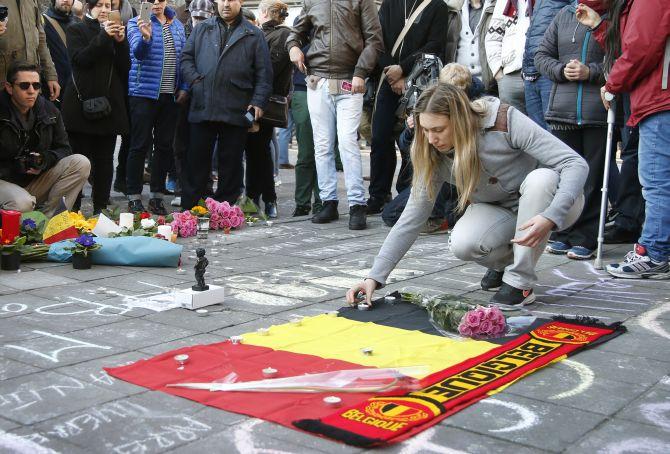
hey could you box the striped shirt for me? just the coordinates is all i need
[160,23,177,94]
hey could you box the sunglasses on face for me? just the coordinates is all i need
[14,82,42,91]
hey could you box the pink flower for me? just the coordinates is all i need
[478,320,493,334]
[221,208,232,219]
[458,323,474,337]
[221,217,232,229]
[464,311,483,328]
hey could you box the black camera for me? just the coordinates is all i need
[16,151,45,174]
[0,5,8,22]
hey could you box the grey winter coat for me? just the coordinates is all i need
[367,97,588,286]
[534,5,607,126]
[181,17,273,127]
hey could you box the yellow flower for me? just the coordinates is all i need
[191,206,208,216]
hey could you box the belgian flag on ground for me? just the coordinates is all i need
[106,299,624,447]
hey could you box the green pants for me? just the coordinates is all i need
[292,90,322,209]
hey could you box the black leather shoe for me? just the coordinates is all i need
[265,201,278,219]
[293,205,311,217]
[128,199,145,214]
[148,198,168,216]
[366,197,385,215]
[480,269,504,291]
[349,204,367,230]
[312,200,338,223]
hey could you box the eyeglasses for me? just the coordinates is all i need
[14,82,42,91]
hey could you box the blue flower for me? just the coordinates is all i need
[22,219,37,230]
[75,234,96,248]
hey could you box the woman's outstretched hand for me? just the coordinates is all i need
[511,215,556,248]
[576,4,601,28]
[346,278,378,306]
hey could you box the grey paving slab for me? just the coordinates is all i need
[15,392,232,454]
[68,318,199,350]
[1,429,90,454]
[54,351,151,397]
[40,264,139,282]
[568,418,670,454]
[377,425,548,454]
[0,329,125,369]
[89,273,192,293]
[0,370,124,425]
[442,394,604,452]
[566,349,670,386]
[598,323,670,363]
[140,307,260,333]
[0,293,73,320]
[615,376,670,430]
[504,360,651,416]
[11,303,130,334]
[0,417,20,431]
[209,316,290,338]
[0,318,51,343]
[220,287,315,316]
[0,270,79,291]
[27,282,126,303]
[0,357,41,381]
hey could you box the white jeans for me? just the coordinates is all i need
[307,79,366,206]
[450,169,584,289]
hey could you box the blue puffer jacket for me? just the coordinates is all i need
[127,7,188,99]
[522,0,572,77]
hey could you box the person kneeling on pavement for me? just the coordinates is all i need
[0,62,90,216]
[348,83,588,307]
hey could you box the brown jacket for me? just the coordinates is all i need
[0,0,57,84]
[286,0,384,80]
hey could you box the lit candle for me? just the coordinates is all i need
[1,210,21,244]
[119,213,134,230]
[157,225,172,239]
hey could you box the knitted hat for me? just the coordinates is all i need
[189,0,214,19]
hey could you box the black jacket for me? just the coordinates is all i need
[61,17,131,136]
[0,92,72,186]
[534,5,606,126]
[181,16,273,126]
[261,21,292,97]
[377,0,449,76]
[43,7,80,98]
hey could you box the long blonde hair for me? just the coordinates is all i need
[411,83,487,212]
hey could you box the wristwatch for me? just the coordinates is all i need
[603,91,615,102]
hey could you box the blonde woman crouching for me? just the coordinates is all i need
[347,83,588,307]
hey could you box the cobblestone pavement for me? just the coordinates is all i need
[1,146,669,453]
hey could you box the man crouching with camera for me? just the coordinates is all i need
[0,62,90,216]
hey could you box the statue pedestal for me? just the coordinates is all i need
[174,284,225,310]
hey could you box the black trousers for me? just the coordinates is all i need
[245,122,276,203]
[126,94,179,197]
[613,126,644,232]
[68,132,117,211]
[552,127,609,249]
[369,81,401,202]
[172,101,190,192]
[182,121,248,209]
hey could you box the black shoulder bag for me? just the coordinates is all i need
[71,65,114,120]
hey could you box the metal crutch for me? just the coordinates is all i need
[595,96,616,270]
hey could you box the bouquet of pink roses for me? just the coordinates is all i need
[458,306,507,338]
[205,198,245,230]
[402,291,507,339]
[170,211,198,238]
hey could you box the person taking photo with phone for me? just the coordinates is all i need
[60,0,130,215]
[125,0,188,215]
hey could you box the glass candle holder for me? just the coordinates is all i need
[197,216,210,239]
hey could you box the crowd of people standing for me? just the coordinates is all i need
[0,0,668,304]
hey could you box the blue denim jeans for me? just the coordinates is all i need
[638,110,670,262]
[523,76,553,130]
[276,110,294,165]
[307,79,366,206]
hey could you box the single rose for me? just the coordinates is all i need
[464,310,483,328]
[478,320,493,334]
[140,218,156,229]
[458,323,474,337]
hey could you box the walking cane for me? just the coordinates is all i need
[595,94,616,270]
